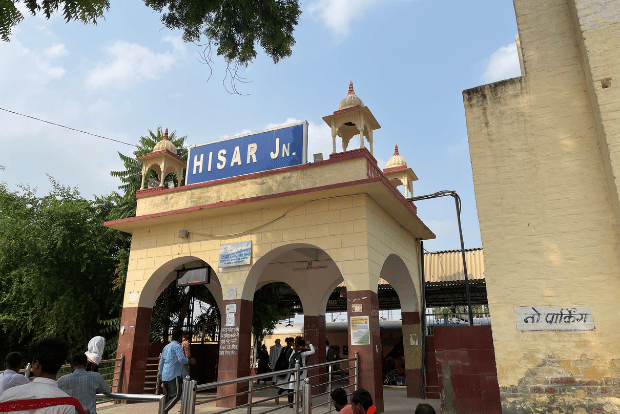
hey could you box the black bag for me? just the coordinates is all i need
[275,347,291,372]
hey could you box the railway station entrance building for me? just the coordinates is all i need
[104,84,435,412]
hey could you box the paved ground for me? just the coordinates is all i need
[98,383,441,414]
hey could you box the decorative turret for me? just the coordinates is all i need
[383,145,418,198]
[322,81,380,155]
[137,128,186,191]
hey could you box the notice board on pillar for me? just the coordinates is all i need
[186,121,308,185]
[350,316,370,345]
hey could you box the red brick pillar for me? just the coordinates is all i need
[402,311,423,398]
[216,299,252,407]
[116,306,153,394]
[303,315,326,394]
[347,290,384,413]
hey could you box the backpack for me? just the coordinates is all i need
[275,347,291,372]
[289,350,303,369]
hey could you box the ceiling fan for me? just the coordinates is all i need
[293,261,328,271]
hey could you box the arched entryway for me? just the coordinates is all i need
[116,255,222,394]
[378,253,423,398]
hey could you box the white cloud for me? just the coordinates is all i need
[85,36,186,90]
[482,42,521,83]
[0,38,67,99]
[307,0,381,37]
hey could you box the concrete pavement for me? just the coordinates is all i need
[98,384,441,414]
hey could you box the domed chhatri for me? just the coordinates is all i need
[322,81,380,155]
[153,128,178,155]
[338,81,365,111]
[383,144,418,199]
[137,127,186,190]
[386,145,407,169]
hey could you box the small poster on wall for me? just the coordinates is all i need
[219,241,252,267]
[350,316,370,345]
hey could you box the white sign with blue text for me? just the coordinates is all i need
[219,241,252,268]
[186,122,308,185]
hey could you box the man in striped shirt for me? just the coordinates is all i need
[158,329,188,414]
[58,353,110,414]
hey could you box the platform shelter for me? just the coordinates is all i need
[104,84,435,413]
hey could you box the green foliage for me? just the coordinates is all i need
[0,0,109,41]
[2,0,300,66]
[252,283,290,342]
[145,0,301,65]
[0,178,122,357]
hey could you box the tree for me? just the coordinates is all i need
[0,179,123,357]
[2,0,301,67]
[251,283,290,362]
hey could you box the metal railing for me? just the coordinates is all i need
[95,392,165,414]
[425,311,491,336]
[178,353,359,414]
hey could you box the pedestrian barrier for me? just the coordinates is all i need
[177,353,358,414]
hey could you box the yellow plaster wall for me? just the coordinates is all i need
[124,191,423,317]
[135,157,368,216]
[463,0,620,409]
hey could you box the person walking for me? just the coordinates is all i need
[157,329,189,414]
[256,345,270,383]
[275,337,294,402]
[0,352,29,397]
[269,339,282,384]
[284,337,315,406]
[180,331,195,380]
[58,353,110,414]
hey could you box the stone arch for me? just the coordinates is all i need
[138,255,223,314]
[243,242,342,311]
[378,253,419,313]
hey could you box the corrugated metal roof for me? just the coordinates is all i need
[336,248,485,287]
[423,248,484,282]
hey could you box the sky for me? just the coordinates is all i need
[0,0,521,253]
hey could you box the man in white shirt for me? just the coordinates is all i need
[269,339,282,384]
[0,337,81,414]
[0,352,30,396]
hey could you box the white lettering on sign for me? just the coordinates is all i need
[270,137,280,159]
[186,122,307,185]
[193,154,204,174]
[515,306,595,331]
[230,146,242,166]
[217,149,226,170]
[247,143,257,163]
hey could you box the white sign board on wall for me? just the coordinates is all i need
[515,306,595,331]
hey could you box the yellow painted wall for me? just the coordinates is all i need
[463,0,620,411]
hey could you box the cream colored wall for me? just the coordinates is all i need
[136,157,367,217]
[124,193,422,316]
[366,199,421,312]
[464,0,620,409]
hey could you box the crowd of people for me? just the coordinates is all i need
[0,336,110,414]
[0,332,438,414]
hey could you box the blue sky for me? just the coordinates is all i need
[0,0,520,252]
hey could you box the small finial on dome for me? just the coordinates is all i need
[394,145,399,156]
[348,81,355,95]
[164,128,169,140]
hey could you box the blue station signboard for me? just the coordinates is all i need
[186,121,308,185]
